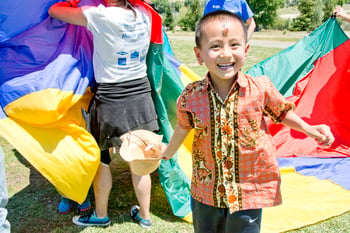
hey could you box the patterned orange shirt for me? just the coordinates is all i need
[177,72,294,213]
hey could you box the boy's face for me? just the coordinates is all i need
[194,17,249,82]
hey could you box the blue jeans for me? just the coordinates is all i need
[0,147,10,233]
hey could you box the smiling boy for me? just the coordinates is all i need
[161,10,334,233]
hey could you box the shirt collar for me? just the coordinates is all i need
[204,71,248,91]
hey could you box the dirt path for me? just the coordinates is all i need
[249,39,296,49]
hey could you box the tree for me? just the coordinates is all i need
[171,0,183,12]
[291,0,323,31]
[248,0,285,29]
[151,0,170,15]
[178,0,202,31]
[164,5,175,31]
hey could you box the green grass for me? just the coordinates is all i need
[2,31,350,232]
[2,137,193,233]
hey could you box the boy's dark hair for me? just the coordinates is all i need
[195,10,248,48]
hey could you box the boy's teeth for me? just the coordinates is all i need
[218,63,233,68]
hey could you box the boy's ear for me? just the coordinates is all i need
[193,47,203,65]
[244,43,250,60]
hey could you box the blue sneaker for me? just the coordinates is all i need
[76,199,92,213]
[72,211,111,227]
[130,205,152,229]
[58,197,73,214]
[58,197,91,214]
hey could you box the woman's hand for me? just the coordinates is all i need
[68,0,81,8]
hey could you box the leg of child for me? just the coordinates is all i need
[191,197,225,233]
[226,208,262,233]
[191,197,262,233]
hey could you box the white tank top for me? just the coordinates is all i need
[83,4,151,83]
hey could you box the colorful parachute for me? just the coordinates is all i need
[246,17,350,232]
[0,0,193,219]
[0,0,100,204]
[1,1,350,232]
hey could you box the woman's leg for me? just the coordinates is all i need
[94,163,112,218]
[131,173,151,219]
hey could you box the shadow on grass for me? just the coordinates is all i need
[7,149,187,233]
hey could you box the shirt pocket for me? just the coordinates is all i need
[237,111,263,149]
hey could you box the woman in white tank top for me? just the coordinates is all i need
[49,0,158,228]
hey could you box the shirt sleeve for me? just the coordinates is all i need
[176,89,195,129]
[260,77,295,123]
[82,5,105,34]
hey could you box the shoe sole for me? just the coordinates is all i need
[72,216,111,227]
[79,205,91,212]
[139,223,152,229]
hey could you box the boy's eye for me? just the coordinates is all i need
[210,44,220,49]
[231,43,240,47]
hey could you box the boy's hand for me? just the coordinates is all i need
[142,143,161,159]
[160,143,174,160]
[143,142,179,160]
[143,142,173,160]
[306,124,334,146]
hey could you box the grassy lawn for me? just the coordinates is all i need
[168,32,287,77]
[2,31,350,232]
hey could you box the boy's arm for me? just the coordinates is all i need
[161,124,191,160]
[48,0,88,26]
[281,111,334,146]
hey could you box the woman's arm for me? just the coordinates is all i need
[334,7,350,23]
[48,0,88,26]
[282,110,334,146]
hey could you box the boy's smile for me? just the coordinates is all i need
[194,17,249,86]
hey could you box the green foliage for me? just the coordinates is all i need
[171,0,183,12]
[291,0,324,31]
[272,17,292,30]
[151,0,170,15]
[184,0,192,7]
[178,0,202,31]
[164,5,175,31]
[285,0,300,7]
[248,0,285,29]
